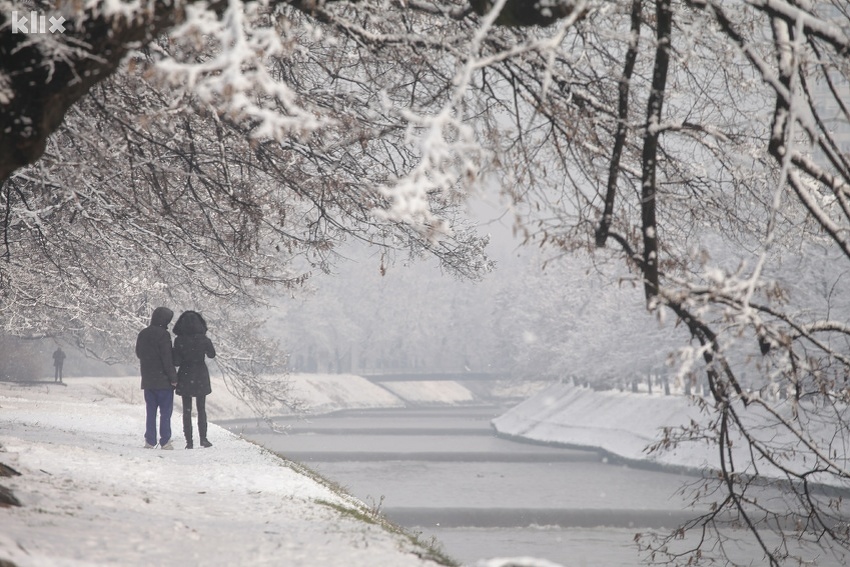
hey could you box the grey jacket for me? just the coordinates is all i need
[135,307,178,390]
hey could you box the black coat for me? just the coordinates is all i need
[173,311,216,397]
[52,348,66,368]
[135,307,178,390]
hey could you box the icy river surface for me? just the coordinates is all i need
[220,406,841,567]
[220,406,710,566]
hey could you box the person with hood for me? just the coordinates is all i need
[172,310,216,449]
[135,306,178,449]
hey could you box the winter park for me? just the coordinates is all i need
[2,0,850,566]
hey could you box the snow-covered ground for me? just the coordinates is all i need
[0,377,456,567]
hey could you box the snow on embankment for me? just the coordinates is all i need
[290,373,406,413]
[379,380,475,405]
[492,382,711,473]
[492,382,850,483]
[81,373,407,420]
[79,373,479,421]
[237,374,477,415]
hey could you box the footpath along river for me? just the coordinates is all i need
[221,406,708,567]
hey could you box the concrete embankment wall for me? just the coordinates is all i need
[491,382,850,484]
[490,382,709,473]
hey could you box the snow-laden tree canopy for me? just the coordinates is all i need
[0,0,581,182]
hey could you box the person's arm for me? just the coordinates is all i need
[206,337,216,359]
[159,333,178,385]
[172,337,183,367]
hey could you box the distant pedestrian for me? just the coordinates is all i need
[173,310,216,449]
[52,347,65,383]
[135,306,178,450]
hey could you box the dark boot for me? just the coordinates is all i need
[198,405,211,447]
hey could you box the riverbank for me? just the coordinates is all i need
[490,381,850,484]
[0,378,457,567]
[491,382,705,475]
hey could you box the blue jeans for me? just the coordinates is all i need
[144,389,174,446]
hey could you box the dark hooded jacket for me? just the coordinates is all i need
[135,307,178,390]
[172,311,216,397]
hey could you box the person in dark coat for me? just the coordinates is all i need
[135,306,178,449]
[52,347,66,383]
[173,310,217,449]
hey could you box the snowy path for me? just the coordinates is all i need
[0,379,449,567]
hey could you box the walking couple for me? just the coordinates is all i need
[135,307,217,450]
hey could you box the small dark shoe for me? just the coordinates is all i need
[200,438,213,448]
[185,442,193,449]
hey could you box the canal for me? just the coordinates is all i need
[222,406,708,566]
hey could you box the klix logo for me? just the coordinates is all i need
[11,10,66,34]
